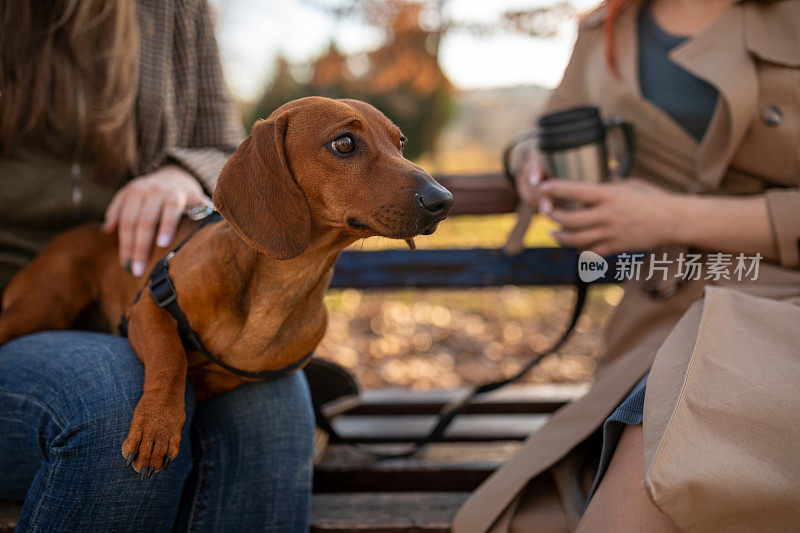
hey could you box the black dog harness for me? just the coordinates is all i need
[118,211,313,380]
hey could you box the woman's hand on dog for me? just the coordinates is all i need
[540,179,678,257]
[103,165,210,276]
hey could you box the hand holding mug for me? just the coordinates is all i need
[505,106,634,212]
[541,178,679,256]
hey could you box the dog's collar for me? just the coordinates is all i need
[118,212,313,381]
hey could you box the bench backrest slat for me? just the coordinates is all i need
[434,173,518,215]
[330,248,619,289]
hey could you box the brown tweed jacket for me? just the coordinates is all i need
[134,0,245,193]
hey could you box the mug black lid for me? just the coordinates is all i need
[537,106,605,152]
[537,105,600,127]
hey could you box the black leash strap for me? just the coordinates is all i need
[119,212,313,381]
[314,279,589,460]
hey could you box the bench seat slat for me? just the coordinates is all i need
[331,414,546,442]
[311,492,469,533]
[315,442,521,492]
[0,502,20,533]
[348,384,587,416]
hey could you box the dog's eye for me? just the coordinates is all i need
[399,136,407,150]
[331,135,356,155]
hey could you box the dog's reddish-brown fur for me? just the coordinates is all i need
[0,97,451,475]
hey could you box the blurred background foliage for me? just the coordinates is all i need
[249,2,454,159]
[245,0,573,162]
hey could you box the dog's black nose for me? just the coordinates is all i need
[417,182,454,217]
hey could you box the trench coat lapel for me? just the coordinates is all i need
[603,2,761,193]
[598,4,701,192]
[135,0,172,174]
[670,7,759,190]
[743,0,800,68]
[612,4,698,150]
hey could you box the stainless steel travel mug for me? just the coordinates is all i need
[504,106,635,186]
[538,106,634,182]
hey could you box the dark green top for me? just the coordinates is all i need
[638,2,720,141]
[0,135,115,287]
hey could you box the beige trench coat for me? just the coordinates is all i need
[453,0,800,530]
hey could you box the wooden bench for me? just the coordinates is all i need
[0,173,614,532]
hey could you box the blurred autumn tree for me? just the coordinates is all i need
[250,1,452,159]
[249,0,573,160]
[356,2,453,158]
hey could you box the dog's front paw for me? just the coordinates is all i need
[122,395,185,479]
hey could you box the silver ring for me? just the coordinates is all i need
[186,203,215,221]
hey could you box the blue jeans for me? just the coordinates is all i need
[0,331,314,532]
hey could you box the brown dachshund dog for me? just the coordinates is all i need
[0,97,452,477]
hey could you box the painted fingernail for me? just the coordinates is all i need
[156,233,171,248]
[132,261,145,277]
[123,259,132,273]
[528,172,540,187]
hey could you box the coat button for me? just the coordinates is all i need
[761,104,783,127]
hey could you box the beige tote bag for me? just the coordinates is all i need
[643,287,800,532]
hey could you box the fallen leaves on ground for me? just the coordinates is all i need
[316,285,624,389]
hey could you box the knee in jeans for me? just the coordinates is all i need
[195,372,315,463]
[0,333,141,431]
[0,331,195,465]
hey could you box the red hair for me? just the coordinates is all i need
[603,0,635,76]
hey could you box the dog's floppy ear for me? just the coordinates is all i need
[213,115,311,259]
